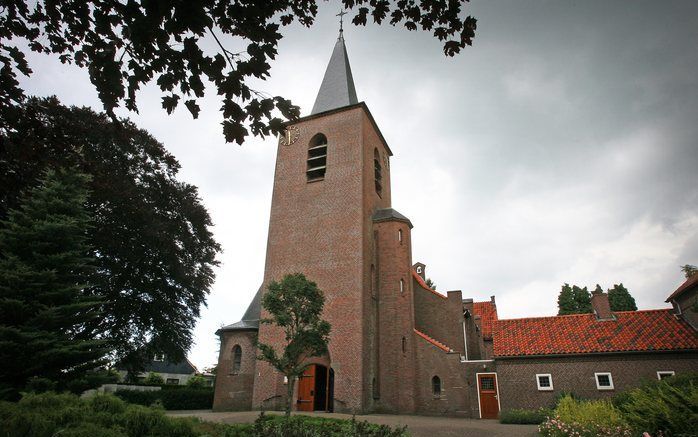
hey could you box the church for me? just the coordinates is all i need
[212,31,698,418]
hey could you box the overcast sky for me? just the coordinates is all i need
[18,0,698,370]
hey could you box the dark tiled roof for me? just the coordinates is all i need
[373,208,413,228]
[144,359,197,375]
[217,285,262,334]
[493,309,698,358]
[473,300,498,340]
[311,33,358,115]
[666,275,698,302]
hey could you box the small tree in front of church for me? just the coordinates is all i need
[257,273,331,418]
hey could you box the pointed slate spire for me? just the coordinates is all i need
[311,30,359,115]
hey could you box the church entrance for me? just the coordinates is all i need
[297,364,334,412]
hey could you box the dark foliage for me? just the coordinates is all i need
[0,168,108,400]
[0,97,221,371]
[499,408,551,424]
[607,283,637,311]
[612,372,698,436]
[681,264,697,279]
[114,388,213,410]
[557,283,592,315]
[0,1,476,144]
[249,412,409,437]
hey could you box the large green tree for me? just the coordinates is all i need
[257,273,331,418]
[0,97,220,371]
[0,1,476,144]
[0,167,107,400]
[557,283,592,315]
[607,283,637,311]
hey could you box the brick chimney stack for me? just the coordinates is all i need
[591,286,615,320]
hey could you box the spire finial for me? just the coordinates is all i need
[337,10,348,37]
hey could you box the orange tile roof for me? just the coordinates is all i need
[493,309,698,358]
[473,300,498,340]
[412,270,447,300]
[666,275,698,302]
[414,328,453,352]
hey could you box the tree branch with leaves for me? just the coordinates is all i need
[0,0,476,144]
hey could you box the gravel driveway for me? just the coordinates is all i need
[167,410,539,437]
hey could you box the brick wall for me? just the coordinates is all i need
[413,282,464,354]
[253,105,392,414]
[373,219,416,413]
[497,352,698,411]
[213,330,257,411]
[413,331,470,416]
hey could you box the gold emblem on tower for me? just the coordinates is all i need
[279,125,300,146]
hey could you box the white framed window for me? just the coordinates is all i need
[657,371,675,380]
[416,266,422,274]
[536,374,553,391]
[153,354,164,361]
[595,372,614,390]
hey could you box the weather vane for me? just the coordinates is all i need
[337,10,347,34]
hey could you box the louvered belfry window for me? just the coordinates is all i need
[307,133,328,181]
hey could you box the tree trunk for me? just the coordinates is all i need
[285,375,295,418]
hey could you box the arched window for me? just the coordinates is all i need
[374,148,382,196]
[398,229,402,244]
[432,376,441,397]
[232,345,242,373]
[307,134,328,181]
[399,278,404,294]
[402,336,406,354]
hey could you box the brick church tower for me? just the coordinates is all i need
[214,30,483,417]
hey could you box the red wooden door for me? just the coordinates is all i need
[478,374,499,419]
[297,365,315,412]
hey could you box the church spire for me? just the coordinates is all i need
[310,13,358,115]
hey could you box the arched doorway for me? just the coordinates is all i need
[297,364,334,412]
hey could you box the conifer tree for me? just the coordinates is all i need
[572,285,592,313]
[0,168,107,400]
[558,283,577,315]
[607,283,637,311]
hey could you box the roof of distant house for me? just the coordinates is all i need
[473,300,498,340]
[666,274,698,302]
[143,358,197,375]
[493,309,698,358]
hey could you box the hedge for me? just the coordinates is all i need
[0,392,410,437]
[499,408,551,424]
[114,388,213,410]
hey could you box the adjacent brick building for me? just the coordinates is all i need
[213,31,698,417]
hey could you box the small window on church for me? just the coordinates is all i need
[432,376,441,397]
[402,336,406,354]
[307,134,328,181]
[398,229,402,244]
[399,278,404,294]
[232,345,242,373]
[374,148,382,196]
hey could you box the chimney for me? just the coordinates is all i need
[591,286,615,320]
[413,262,426,280]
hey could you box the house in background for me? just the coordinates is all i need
[666,274,698,330]
[493,288,698,411]
[117,356,211,386]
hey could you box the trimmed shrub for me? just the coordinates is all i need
[114,387,214,410]
[243,412,409,437]
[500,408,551,424]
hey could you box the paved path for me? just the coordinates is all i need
[167,410,539,437]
